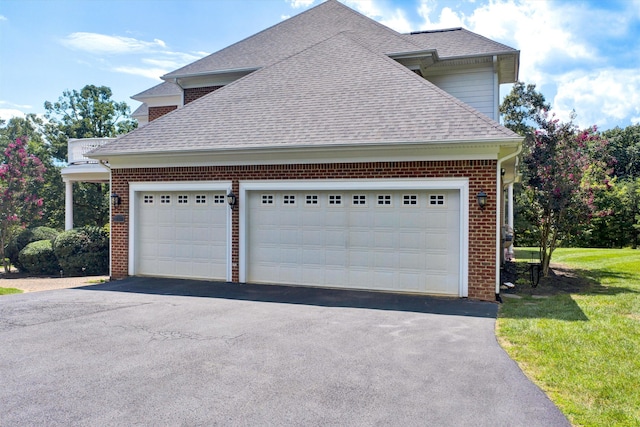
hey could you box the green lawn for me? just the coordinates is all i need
[0,287,23,295]
[497,248,640,426]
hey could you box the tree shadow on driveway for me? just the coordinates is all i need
[77,277,498,318]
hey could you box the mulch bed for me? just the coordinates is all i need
[501,261,593,296]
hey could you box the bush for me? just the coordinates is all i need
[53,226,109,276]
[18,240,60,275]
[7,227,60,272]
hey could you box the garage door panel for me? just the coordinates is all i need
[247,189,461,295]
[136,191,227,280]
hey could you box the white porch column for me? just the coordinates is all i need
[507,183,514,257]
[65,180,74,230]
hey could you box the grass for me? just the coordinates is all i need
[0,287,23,295]
[497,248,640,426]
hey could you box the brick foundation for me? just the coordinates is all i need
[110,160,498,301]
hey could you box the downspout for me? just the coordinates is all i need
[99,160,113,279]
[493,56,499,121]
[496,145,522,301]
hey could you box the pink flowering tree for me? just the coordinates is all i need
[520,113,612,276]
[0,137,46,272]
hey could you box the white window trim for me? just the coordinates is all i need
[128,181,233,281]
[239,179,469,297]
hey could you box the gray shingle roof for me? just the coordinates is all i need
[163,0,421,79]
[131,103,148,117]
[406,28,518,58]
[131,81,182,100]
[92,32,518,157]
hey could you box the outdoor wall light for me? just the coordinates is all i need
[110,192,121,207]
[477,191,488,209]
[227,191,237,209]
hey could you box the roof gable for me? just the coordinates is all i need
[93,32,517,157]
[163,0,421,79]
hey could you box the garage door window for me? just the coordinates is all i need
[213,195,225,204]
[283,195,296,205]
[402,194,418,206]
[178,195,189,204]
[429,194,446,207]
[262,194,274,205]
[328,194,342,205]
[143,195,154,204]
[377,194,392,206]
[306,195,319,205]
[195,195,207,204]
[352,194,367,206]
[160,195,171,204]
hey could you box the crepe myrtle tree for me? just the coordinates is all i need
[520,112,612,276]
[0,137,46,272]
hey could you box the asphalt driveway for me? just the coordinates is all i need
[0,278,569,426]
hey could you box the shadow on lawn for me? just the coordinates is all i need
[500,263,639,321]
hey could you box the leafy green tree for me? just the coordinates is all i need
[500,81,550,137]
[602,124,640,179]
[43,84,137,227]
[44,84,137,160]
[0,137,46,272]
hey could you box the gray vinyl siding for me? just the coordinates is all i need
[424,63,496,121]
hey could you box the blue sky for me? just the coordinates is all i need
[1,0,639,130]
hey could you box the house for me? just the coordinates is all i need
[85,0,522,301]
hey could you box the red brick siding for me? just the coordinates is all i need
[111,160,498,301]
[183,86,224,104]
[148,105,177,121]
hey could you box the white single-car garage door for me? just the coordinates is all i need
[245,189,461,295]
[134,191,228,280]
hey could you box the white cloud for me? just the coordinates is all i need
[417,0,464,29]
[0,15,7,21]
[61,32,168,55]
[344,0,412,32]
[60,32,206,81]
[112,66,168,80]
[286,0,316,8]
[553,69,640,128]
[0,100,32,110]
[0,109,26,122]
[464,1,590,86]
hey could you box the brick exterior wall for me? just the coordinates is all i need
[148,105,177,121]
[183,86,224,104]
[110,160,498,301]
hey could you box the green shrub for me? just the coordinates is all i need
[18,240,60,275]
[53,226,109,276]
[7,227,60,272]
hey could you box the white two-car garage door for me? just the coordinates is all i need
[134,190,228,280]
[245,188,462,295]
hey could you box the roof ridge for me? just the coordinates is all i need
[163,0,424,80]
[162,0,331,79]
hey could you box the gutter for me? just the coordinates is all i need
[495,144,523,301]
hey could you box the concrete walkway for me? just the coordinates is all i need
[0,278,569,426]
[0,274,109,292]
